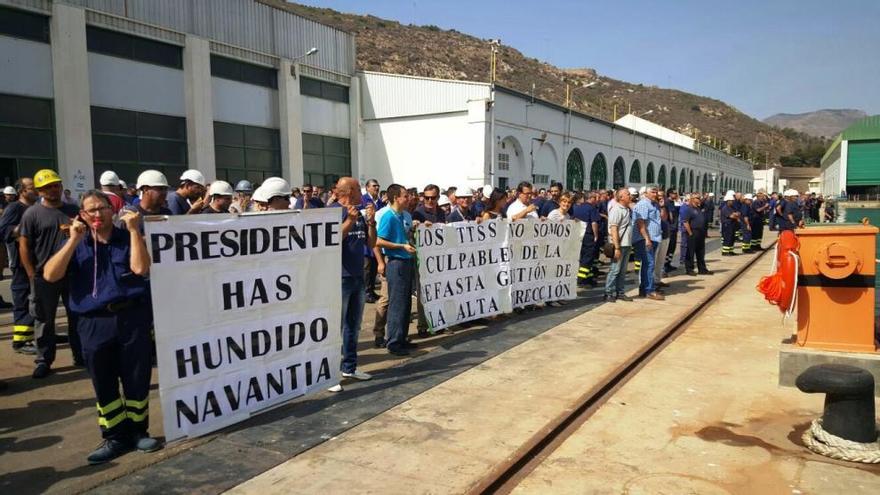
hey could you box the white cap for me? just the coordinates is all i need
[208,180,234,197]
[3,186,16,195]
[456,184,473,197]
[628,187,638,195]
[726,189,735,197]
[438,195,450,206]
[638,186,647,194]
[482,185,493,198]
[724,192,735,201]
[99,170,121,186]
[136,170,169,189]
[180,169,206,186]
[262,177,291,201]
[784,189,799,197]
[744,193,754,200]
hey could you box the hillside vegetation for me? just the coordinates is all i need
[267,1,827,166]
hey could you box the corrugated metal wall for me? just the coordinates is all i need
[361,71,490,120]
[0,0,355,74]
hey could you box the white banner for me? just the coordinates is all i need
[509,219,583,308]
[416,218,583,331]
[416,220,512,330]
[145,209,342,441]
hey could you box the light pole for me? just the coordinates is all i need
[290,47,318,78]
[565,81,596,109]
[489,39,501,83]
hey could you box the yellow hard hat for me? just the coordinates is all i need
[34,169,62,189]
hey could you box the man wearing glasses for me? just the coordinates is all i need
[293,184,324,209]
[361,179,384,303]
[412,184,446,224]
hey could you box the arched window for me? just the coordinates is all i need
[702,173,708,193]
[646,162,655,184]
[670,167,677,191]
[613,156,626,189]
[679,168,686,192]
[629,159,641,185]
[689,170,694,192]
[658,164,667,188]
[566,149,585,191]
[589,153,607,190]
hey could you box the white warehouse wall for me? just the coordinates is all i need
[0,35,53,98]
[88,53,185,116]
[361,111,485,188]
[212,77,279,128]
[301,95,349,137]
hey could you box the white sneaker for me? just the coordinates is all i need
[328,384,344,392]
[342,370,373,381]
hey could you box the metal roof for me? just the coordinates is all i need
[821,115,880,165]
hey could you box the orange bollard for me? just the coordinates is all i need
[795,225,878,353]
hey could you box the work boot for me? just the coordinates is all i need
[87,439,131,465]
[32,363,51,379]
[373,336,385,348]
[129,433,162,453]
[13,342,36,355]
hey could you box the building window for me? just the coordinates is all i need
[210,55,277,89]
[86,26,183,69]
[302,133,350,187]
[498,177,509,190]
[214,122,281,184]
[0,93,55,185]
[534,174,550,185]
[300,77,349,103]
[0,6,49,43]
[91,106,187,185]
[498,152,510,171]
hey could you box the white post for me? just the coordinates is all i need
[183,36,215,181]
[50,3,93,196]
[348,75,361,182]
[278,60,304,186]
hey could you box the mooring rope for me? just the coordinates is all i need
[802,418,880,463]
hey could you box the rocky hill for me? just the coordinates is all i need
[763,109,866,139]
[265,1,827,166]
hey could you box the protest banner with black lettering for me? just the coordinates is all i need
[145,209,341,441]
[415,219,511,331]
[509,219,584,307]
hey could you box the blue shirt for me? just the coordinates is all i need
[166,191,190,215]
[632,198,662,243]
[294,197,324,209]
[67,227,148,314]
[361,193,384,211]
[377,206,413,259]
[777,200,801,231]
[720,203,739,226]
[331,203,367,278]
[538,199,559,218]
[572,203,599,225]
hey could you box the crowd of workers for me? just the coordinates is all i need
[0,165,818,465]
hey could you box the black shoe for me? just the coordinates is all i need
[664,264,677,273]
[656,282,670,288]
[603,294,616,303]
[73,359,86,367]
[417,329,429,338]
[374,336,385,348]
[87,439,132,465]
[402,341,419,349]
[686,271,698,276]
[698,270,714,275]
[387,347,410,356]
[32,363,51,379]
[616,294,634,302]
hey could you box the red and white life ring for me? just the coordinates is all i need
[757,230,800,315]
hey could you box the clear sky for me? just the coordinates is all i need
[297,0,879,120]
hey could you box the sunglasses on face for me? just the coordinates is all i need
[424,195,438,201]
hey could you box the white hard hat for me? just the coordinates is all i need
[99,170,121,186]
[3,186,16,195]
[262,177,291,200]
[638,186,647,194]
[438,195,450,207]
[252,185,268,203]
[119,180,127,189]
[726,189,735,196]
[180,169,206,186]
[708,192,715,197]
[724,192,735,201]
[482,185,493,198]
[744,193,754,200]
[208,180,234,197]
[136,170,169,189]
[784,189,799,197]
[627,187,638,195]
[456,184,473,196]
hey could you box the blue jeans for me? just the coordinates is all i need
[341,276,366,373]
[604,245,631,296]
[385,257,414,352]
[633,240,658,294]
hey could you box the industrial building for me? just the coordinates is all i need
[820,115,880,198]
[359,72,754,193]
[0,0,357,194]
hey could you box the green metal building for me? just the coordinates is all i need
[820,115,880,197]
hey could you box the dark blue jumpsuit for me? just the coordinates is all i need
[739,202,752,253]
[68,227,152,441]
[720,203,738,255]
[750,199,768,249]
[572,202,599,285]
[0,201,34,348]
